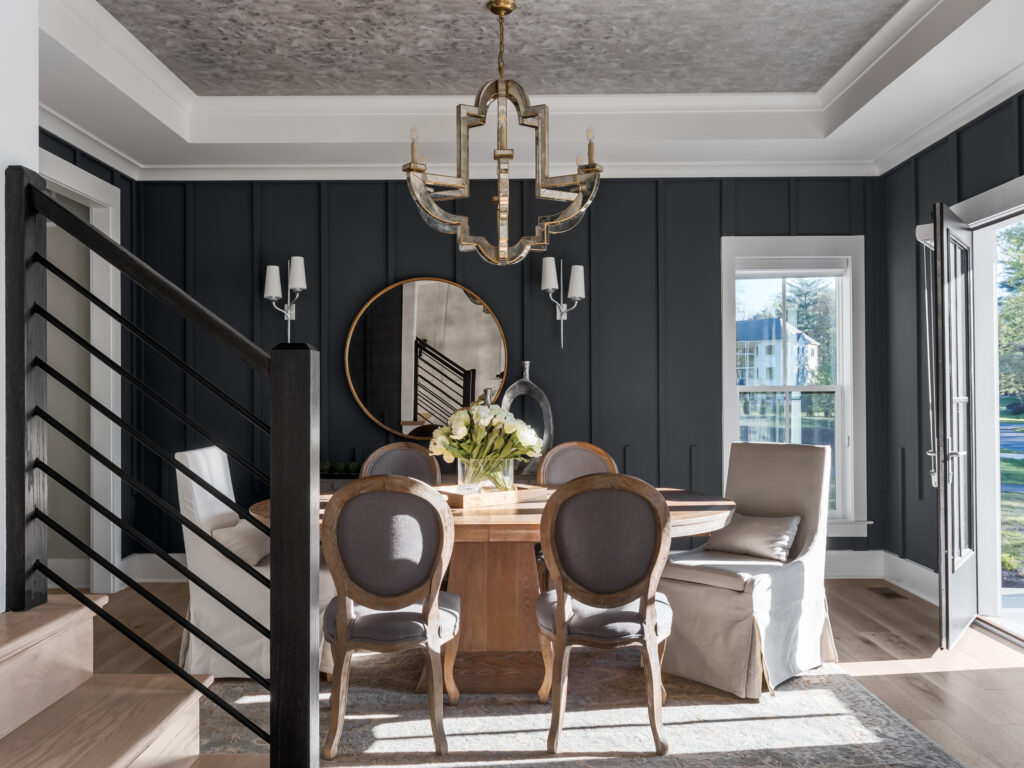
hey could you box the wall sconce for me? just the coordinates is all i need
[263,256,306,342]
[541,256,585,349]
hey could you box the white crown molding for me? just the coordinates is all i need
[40,106,143,180]
[874,53,1024,174]
[40,0,194,139]
[35,0,1024,181]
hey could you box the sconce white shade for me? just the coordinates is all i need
[567,264,585,301]
[288,256,307,292]
[540,256,558,293]
[263,265,282,301]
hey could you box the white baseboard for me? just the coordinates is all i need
[826,549,938,604]
[120,552,187,583]
[46,558,90,589]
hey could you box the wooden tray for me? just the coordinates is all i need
[437,483,549,510]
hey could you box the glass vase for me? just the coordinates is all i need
[457,458,515,493]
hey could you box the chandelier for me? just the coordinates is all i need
[402,0,602,266]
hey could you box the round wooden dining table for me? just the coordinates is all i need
[250,485,734,694]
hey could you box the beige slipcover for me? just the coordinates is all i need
[658,442,838,699]
[175,446,337,678]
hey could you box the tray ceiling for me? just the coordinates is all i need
[93,0,908,96]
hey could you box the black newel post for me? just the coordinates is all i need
[269,343,320,767]
[6,165,48,611]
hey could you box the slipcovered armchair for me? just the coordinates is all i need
[174,446,337,679]
[320,475,461,758]
[658,442,838,699]
[360,441,441,485]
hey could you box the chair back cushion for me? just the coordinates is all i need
[545,476,668,602]
[174,446,238,535]
[336,489,442,598]
[360,443,440,485]
[538,442,617,485]
[724,442,830,559]
[704,511,800,562]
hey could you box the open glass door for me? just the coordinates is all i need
[922,203,979,649]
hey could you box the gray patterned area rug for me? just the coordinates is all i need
[201,648,963,767]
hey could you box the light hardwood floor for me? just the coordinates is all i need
[88,579,1024,767]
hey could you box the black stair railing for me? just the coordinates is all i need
[413,336,476,426]
[5,165,320,767]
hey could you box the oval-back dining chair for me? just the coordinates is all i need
[320,475,460,758]
[537,441,617,485]
[538,473,673,755]
[360,441,442,485]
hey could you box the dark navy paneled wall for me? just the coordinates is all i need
[877,93,1024,570]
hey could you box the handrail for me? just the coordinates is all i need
[36,255,270,433]
[27,183,271,378]
[35,305,268,484]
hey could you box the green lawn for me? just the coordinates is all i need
[1002,458,1024,486]
[1003,493,1024,573]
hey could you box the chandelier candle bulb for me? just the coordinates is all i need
[541,256,558,293]
[567,264,585,301]
[263,265,282,301]
[410,126,419,163]
[587,128,596,165]
[287,256,306,292]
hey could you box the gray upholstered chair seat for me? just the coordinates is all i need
[323,592,460,644]
[536,590,672,641]
[662,549,785,592]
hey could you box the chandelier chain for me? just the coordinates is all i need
[498,14,505,79]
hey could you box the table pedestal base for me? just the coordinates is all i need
[416,651,544,694]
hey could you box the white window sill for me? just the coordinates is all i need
[827,520,870,537]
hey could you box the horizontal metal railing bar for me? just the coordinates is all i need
[37,358,271,536]
[415,390,456,421]
[416,338,465,374]
[35,256,270,434]
[418,381,461,412]
[417,354,463,384]
[34,508,270,690]
[413,391,454,421]
[35,460,269,637]
[35,408,272,596]
[28,184,271,378]
[417,363,464,397]
[36,562,271,743]
[34,305,269,485]
[418,375,462,404]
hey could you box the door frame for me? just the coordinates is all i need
[39,150,123,594]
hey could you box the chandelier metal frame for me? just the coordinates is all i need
[402,0,602,266]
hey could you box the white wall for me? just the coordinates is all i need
[0,0,40,613]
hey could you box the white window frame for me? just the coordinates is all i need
[722,236,868,536]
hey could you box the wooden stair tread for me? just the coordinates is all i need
[189,755,269,767]
[0,673,209,768]
[0,594,108,665]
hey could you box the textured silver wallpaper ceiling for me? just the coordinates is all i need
[96,0,909,96]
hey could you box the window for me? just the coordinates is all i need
[722,237,867,533]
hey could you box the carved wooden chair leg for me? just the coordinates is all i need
[546,640,572,754]
[642,634,669,755]
[425,642,449,755]
[537,631,554,703]
[536,554,551,592]
[443,626,461,705]
[322,643,353,760]
[658,637,668,704]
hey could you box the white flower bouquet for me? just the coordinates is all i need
[429,404,543,491]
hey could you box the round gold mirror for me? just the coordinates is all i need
[345,278,508,439]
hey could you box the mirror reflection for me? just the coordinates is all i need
[346,278,507,439]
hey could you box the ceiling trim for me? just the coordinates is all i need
[38,0,1021,180]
